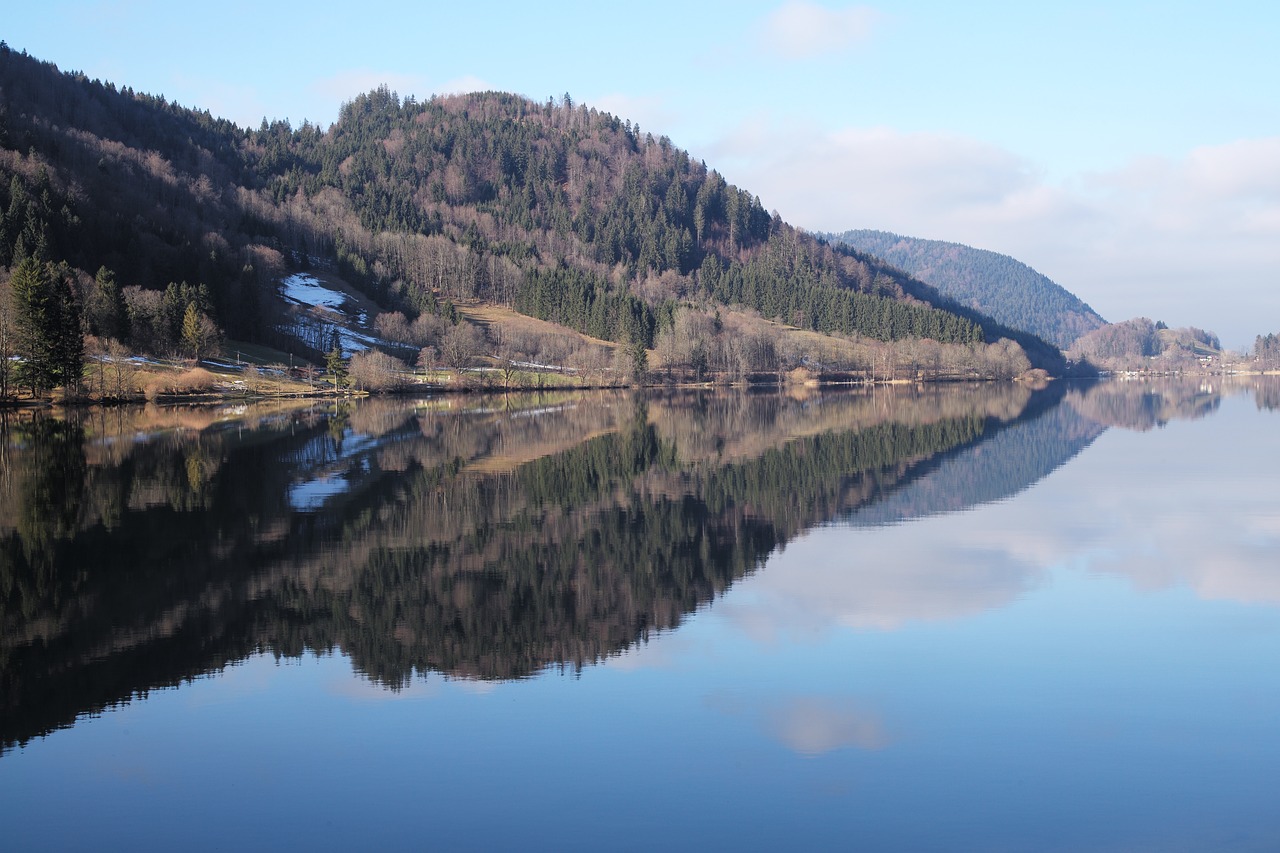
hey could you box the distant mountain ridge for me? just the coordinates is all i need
[825,230,1105,349]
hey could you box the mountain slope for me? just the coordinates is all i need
[251,88,986,348]
[826,229,1105,349]
[0,45,1062,377]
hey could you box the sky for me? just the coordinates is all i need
[6,1,1279,347]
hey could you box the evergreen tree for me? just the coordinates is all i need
[0,276,15,400]
[181,302,204,359]
[628,340,648,381]
[325,344,348,389]
[50,264,84,397]
[9,255,85,396]
[11,254,55,394]
[88,265,127,340]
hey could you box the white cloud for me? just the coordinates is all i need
[708,117,1084,229]
[1185,137,1280,199]
[709,116,1280,347]
[758,1,879,60]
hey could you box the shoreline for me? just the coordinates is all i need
[6,365,1276,411]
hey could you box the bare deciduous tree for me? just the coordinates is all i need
[349,350,409,392]
[439,322,486,371]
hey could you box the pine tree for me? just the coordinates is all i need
[89,266,127,340]
[9,256,85,396]
[325,344,348,389]
[0,277,15,400]
[181,302,204,359]
[51,265,84,397]
[11,254,55,394]
[629,340,648,381]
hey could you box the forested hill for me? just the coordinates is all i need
[825,229,1106,349]
[0,45,1072,375]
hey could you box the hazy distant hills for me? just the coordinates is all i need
[825,230,1106,349]
[0,44,1066,374]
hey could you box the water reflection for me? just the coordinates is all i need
[706,691,893,756]
[2,376,1277,753]
[706,375,1280,651]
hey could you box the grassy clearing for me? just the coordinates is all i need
[457,302,620,350]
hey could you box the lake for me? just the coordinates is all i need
[2,378,1279,851]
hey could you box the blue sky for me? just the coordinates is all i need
[7,1,1279,346]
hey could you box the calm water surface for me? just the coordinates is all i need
[2,378,1279,851]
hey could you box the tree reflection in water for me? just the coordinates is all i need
[2,376,1271,752]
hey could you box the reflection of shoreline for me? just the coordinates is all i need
[717,378,1280,656]
[1066,374,1270,431]
[7,380,1273,753]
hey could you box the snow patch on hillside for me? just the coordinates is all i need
[281,273,348,312]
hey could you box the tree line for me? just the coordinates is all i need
[1254,333,1280,369]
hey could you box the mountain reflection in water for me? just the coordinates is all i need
[0,377,1270,753]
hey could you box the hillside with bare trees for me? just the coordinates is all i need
[0,43,1068,398]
